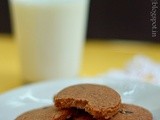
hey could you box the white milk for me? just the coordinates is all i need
[10,0,89,81]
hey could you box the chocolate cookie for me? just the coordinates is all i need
[110,104,153,120]
[71,109,96,120]
[68,108,106,120]
[54,84,121,119]
[15,106,72,120]
[73,115,95,120]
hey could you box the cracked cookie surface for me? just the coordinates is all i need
[15,106,72,120]
[110,104,153,120]
[54,84,121,119]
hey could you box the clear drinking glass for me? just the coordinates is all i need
[10,0,90,82]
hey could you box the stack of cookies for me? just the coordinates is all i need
[16,84,153,120]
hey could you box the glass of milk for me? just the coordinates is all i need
[10,0,90,82]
